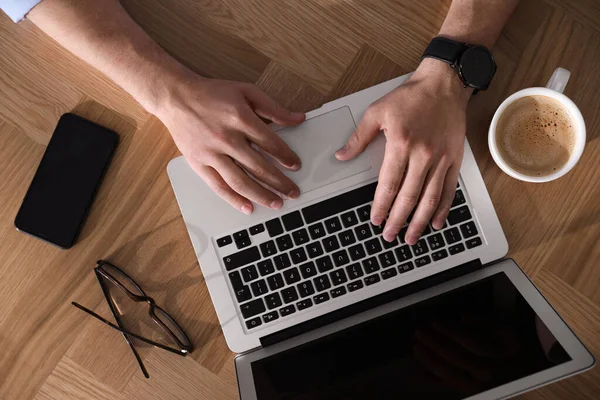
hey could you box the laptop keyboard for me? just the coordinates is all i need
[218,179,482,331]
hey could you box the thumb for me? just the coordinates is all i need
[244,85,305,126]
[335,113,380,161]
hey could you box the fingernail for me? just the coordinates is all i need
[335,145,347,157]
[383,231,395,242]
[371,216,383,226]
[288,188,300,199]
[406,234,417,245]
[270,199,283,209]
[241,205,252,215]
[290,162,301,171]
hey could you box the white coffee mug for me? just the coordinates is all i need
[488,67,586,182]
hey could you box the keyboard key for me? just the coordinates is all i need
[381,268,398,280]
[332,250,350,267]
[302,182,377,224]
[274,253,291,270]
[235,237,251,249]
[362,257,380,273]
[371,221,385,235]
[338,230,356,246]
[217,235,232,247]
[276,234,293,252]
[249,224,265,235]
[427,233,445,250]
[262,311,279,323]
[260,241,277,258]
[233,230,249,242]
[357,205,371,222]
[299,261,318,279]
[246,317,262,329]
[323,236,340,253]
[292,228,310,246]
[415,255,431,268]
[331,286,347,298]
[378,251,396,268]
[324,216,343,234]
[346,263,364,279]
[381,236,398,249]
[341,211,359,227]
[250,279,268,296]
[240,298,266,318]
[348,243,366,261]
[281,287,299,303]
[234,286,252,303]
[452,190,466,207]
[398,226,408,243]
[298,281,315,297]
[266,218,284,237]
[365,238,382,255]
[290,247,308,264]
[466,237,483,249]
[354,224,373,240]
[460,221,478,238]
[223,246,261,271]
[257,259,275,276]
[398,262,414,274]
[279,305,296,317]
[394,245,412,262]
[448,206,472,225]
[443,227,461,245]
[309,222,326,240]
[279,304,296,317]
[314,275,332,292]
[241,265,259,282]
[267,273,284,291]
[306,241,324,258]
[314,292,330,304]
[282,211,304,231]
[265,293,282,310]
[296,298,313,310]
[283,267,301,285]
[364,274,381,286]
[411,239,428,256]
[449,243,466,255]
[347,281,364,292]
[228,270,244,291]
[315,256,334,273]
[432,249,448,262]
[330,269,348,285]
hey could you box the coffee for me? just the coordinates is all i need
[496,95,576,177]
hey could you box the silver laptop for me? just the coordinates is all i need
[167,73,594,399]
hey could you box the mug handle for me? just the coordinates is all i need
[546,67,570,93]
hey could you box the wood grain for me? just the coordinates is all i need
[0,0,599,399]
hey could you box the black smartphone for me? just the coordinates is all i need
[14,113,119,249]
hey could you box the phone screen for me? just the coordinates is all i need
[15,113,118,248]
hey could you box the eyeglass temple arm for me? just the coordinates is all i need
[71,302,188,357]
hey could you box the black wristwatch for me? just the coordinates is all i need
[421,37,497,92]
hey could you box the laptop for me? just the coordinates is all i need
[167,73,594,399]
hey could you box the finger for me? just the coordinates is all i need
[212,155,284,210]
[371,142,407,230]
[405,162,448,244]
[335,109,380,161]
[431,163,461,229]
[243,112,302,171]
[385,158,431,244]
[233,144,300,199]
[243,85,305,126]
[192,163,253,215]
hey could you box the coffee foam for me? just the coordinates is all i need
[496,95,575,177]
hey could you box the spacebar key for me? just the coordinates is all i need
[302,182,378,224]
[223,246,260,271]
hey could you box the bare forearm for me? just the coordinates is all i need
[28,0,191,114]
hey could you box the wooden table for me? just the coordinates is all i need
[1,0,599,399]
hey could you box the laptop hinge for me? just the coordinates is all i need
[260,258,483,348]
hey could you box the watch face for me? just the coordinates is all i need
[459,46,496,89]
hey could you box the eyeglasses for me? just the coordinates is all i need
[72,260,194,378]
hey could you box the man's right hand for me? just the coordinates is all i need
[156,77,306,215]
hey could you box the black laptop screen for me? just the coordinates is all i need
[250,272,570,400]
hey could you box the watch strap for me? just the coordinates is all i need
[421,37,466,64]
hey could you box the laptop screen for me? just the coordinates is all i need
[250,272,571,399]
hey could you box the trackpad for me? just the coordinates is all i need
[274,107,372,193]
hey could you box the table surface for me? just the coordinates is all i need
[1,0,599,399]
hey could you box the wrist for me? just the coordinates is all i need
[412,58,473,105]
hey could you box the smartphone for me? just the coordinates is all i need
[14,113,119,249]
